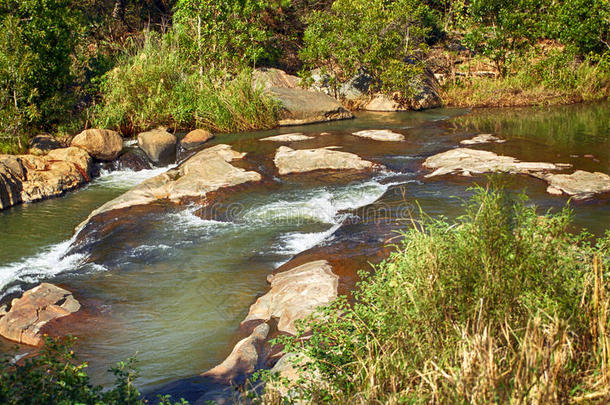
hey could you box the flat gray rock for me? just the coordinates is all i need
[274,146,376,175]
[260,133,314,142]
[352,129,405,141]
[538,170,610,200]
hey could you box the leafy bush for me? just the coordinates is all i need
[300,0,441,96]
[93,33,278,135]
[0,336,188,404]
[273,184,610,403]
[551,0,610,56]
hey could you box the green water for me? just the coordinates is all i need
[0,103,607,394]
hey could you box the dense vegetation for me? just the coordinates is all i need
[0,0,608,152]
[269,184,610,403]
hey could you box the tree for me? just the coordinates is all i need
[552,0,610,56]
[300,0,440,96]
[463,0,547,77]
[173,0,271,73]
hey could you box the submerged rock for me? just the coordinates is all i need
[0,283,80,346]
[537,170,610,200]
[460,134,506,145]
[137,128,177,165]
[423,148,570,178]
[71,129,123,161]
[352,129,405,141]
[260,133,314,142]
[274,146,377,175]
[75,144,261,232]
[180,129,214,150]
[241,260,339,335]
[0,148,92,210]
[116,148,153,171]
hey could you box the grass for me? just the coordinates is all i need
[92,33,279,137]
[442,50,610,108]
[266,183,610,404]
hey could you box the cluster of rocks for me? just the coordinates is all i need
[423,136,610,200]
[0,283,81,346]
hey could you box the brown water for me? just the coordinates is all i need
[0,102,608,395]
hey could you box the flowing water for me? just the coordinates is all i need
[0,102,608,394]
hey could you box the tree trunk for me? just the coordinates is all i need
[112,0,126,22]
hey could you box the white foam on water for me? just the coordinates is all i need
[167,205,235,232]
[94,165,176,189]
[274,221,343,255]
[0,236,87,298]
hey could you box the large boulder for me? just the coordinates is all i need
[71,129,123,161]
[0,283,80,346]
[274,146,377,175]
[423,148,570,178]
[255,68,353,126]
[538,170,610,200]
[241,260,339,335]
[0,148,92,210]
[116,148,153,171]
[180,129,214,150]
[137,128,177,165]
[75,144,261,232]
[271,87,354,126]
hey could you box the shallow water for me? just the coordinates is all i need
[0,102,608,392]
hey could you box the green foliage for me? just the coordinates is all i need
[173,0,271,72]
[93,33,278,135]
[0,336,189,404]
[463,0,548,77]
[274,184,610,403]
[0,0,83,141]
[300,0,440,97]
[551,0,610,56]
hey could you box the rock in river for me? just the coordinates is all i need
[71,129,123,161]
[255,68,353,126]
[460,134,506,145]
[0,283,81,346]
[180,129,214,150]
[423,148,570,178]
[0,147,92,210]
[352,129,404,141]
[260,133,314,142]
[137,128,177,165]
[274,146,377,175]
[76,144,261,232]
[537,170,610,200]
[240,260,339,335]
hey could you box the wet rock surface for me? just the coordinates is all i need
[274,146,377,175]
[0,283,80,346]
[0,147,92,210]
[71,129,123,161]
[76,144,261,232]
[137,128,177,165]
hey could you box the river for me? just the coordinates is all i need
[0,102,608,394]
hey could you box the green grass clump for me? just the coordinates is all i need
[272,184,610,404]
[93,33,278,136]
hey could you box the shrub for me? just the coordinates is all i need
[93,32,278,135]
[0,336,188,404]
[273,183,610,404]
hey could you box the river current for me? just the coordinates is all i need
[0,103,608,392]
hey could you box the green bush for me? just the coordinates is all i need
[274,183,610,403]
[300,0,441,97]
[93,33,278,135]
[0,336,188,404]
